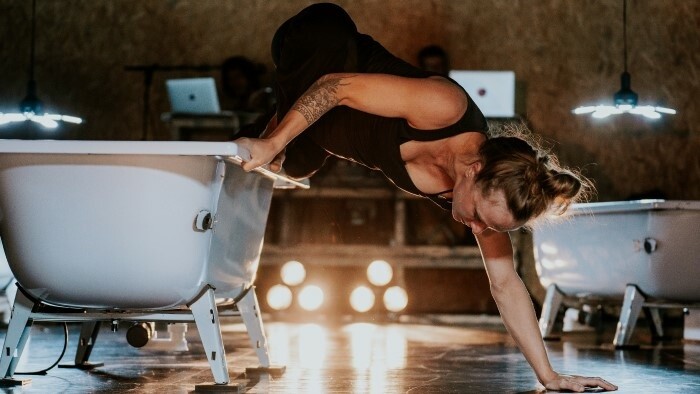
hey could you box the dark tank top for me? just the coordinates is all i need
[307,91,488,210]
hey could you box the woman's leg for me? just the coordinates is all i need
[271,3,359,117]
[269,3,359,178]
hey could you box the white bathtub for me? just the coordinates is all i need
[0,140,302,387]
[534,200,700,346]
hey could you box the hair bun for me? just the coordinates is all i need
[475,129,595,223]
[540,170,582,213]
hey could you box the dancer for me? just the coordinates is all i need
[237,4,616,392]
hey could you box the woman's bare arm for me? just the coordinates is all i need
[237,73,467,171]
[476,229,617,392]
[294,73,467,129]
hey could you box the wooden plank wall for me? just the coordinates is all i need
[1,0,696,200]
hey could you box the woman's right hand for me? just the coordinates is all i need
[235,137,286,172]
[542,373,617,392]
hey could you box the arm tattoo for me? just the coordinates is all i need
[292,75,353,125]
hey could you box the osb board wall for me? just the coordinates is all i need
[0,0,698,202]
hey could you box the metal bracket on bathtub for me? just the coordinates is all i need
[643,238,658,254]
[224,155,310,189]
[633,238,658,254]
[195,210,214,231]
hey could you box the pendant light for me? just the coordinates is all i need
[0,0,83,129]
[572,0,676,120]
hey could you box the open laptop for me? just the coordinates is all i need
[166,78,221,115]
[448,71,516,118]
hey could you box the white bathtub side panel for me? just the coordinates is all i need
[205,163,273,298]
[535,207,700,301]
[535,212,652,298]
[647,210,700,300]
[0,154,218,309]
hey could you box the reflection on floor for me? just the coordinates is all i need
[0,316,699,393]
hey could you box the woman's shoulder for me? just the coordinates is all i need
[452,131,488,154]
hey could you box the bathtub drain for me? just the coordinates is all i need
[195,210,213,231]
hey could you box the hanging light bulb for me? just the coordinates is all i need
[0,0,83,130]
[572,0,676,120]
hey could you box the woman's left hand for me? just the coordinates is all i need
[542,373,617,392]
[235,137,285,172]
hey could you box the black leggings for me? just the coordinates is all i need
[268,3,357,178]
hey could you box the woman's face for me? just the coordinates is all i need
[451,165,519,234]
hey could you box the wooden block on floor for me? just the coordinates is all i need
[58,362,105,370]
[194,382,244,392]
[245,365,286,377]
[0,378,31,387]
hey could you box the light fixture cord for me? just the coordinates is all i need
[623,0,627,73]
[29,0,37,86]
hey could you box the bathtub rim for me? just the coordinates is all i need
[569,199,700,215]
[0,139,308,189]
[0,139,244,157]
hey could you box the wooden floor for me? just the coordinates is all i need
[1,315,699,393]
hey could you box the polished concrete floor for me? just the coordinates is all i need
[0,315,698,393]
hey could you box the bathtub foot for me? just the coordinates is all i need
[141,323,190,351]
[238,287,272,368]
[190,286,230,385]
[0,288,36,379]
[57,361,104,370]
[539,284,564,340]
[59,321,104,369]
[245,365,286,377]
[614,284,645,348]
[645,307,664,340]
[0,377,31,387]
[194,382,244,392]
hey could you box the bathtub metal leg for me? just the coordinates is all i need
[614,284,645,348]
[539,284,564,340]
[0,288,35,385]
[58,321,104,369]
[239,288,270,367]
[645,307,664,340]
[238,288,285,376]
[190,287,230,386]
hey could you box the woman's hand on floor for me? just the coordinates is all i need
[542,373,617,392]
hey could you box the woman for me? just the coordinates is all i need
[237,4,617,392]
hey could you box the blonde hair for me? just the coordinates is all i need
[475,123,594,223]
